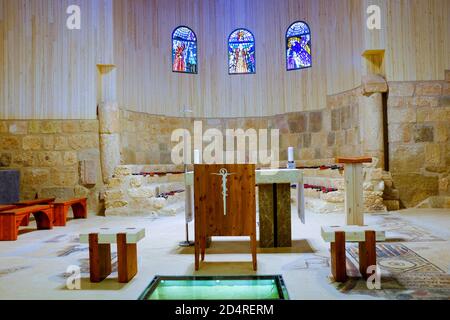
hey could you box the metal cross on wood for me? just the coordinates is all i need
[211,168,235,215]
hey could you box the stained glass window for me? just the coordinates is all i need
[172,26,197,74]
[286,21,311,71]
[228,29,255,74]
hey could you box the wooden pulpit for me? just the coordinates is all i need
[336,157,372,226]
[194,164,257,271]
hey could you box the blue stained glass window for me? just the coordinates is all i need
[286,21,311,71]
[228,29,256,74]
[172,26,197,74]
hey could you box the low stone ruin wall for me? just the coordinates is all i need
[104,164,186,216]
[106,161,396,217]
[302,158,395,213]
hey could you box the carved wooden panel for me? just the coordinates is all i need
[194,164,256,237]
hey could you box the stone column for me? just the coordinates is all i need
[258,183,292,248]
[98,102,121,184]
[359,74,388,169]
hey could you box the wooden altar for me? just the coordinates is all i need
[193,164,257,271]
[186,168,305,249]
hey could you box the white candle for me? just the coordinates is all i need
[288,147,294,162]
[194,149,201,164]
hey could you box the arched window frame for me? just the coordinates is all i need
[286,21,312,71]
[227,28,256,75]
[172,26,198,74]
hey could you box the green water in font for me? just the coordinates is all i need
[142,278,286,300]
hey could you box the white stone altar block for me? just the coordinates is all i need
[344,163,364,226]
[321,225,385,242]
[185,168,306,224]
[185,185,194,223]
[80,227,145,244]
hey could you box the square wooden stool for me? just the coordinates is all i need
[80,227,145,283]
[321,225,385,282]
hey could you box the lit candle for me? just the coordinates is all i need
[288,147,294,162]
[194,149,201,164]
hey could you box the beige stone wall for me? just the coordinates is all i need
[0,120,104,213]
[325,87,363,159]
[3,80,444,212]
[120,110,186,165]
[118,81,448,210]
[387,80,450,207]
[119,86,363,167]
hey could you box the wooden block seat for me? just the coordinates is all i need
[80,228,145,283]
[53,197,87,226]
[14,198,56,226]
[0,205,54,241]
[321,225,385,282]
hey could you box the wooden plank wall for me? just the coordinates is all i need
[0,0,114,119]
[0,0,449,119]
[113,0,365,118]
[362,0,450,80]
[111,0,450,117]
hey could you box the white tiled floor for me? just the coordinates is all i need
[0,207,449,300]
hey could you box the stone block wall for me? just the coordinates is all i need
[0,120,103,213]
[119,86,363,167]
[387,80,450,207]
[120,110,186,165]
[325,87,363,159]
[2,79,446,214]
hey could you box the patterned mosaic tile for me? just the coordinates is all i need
[333,243,450,300]
[347,243,445,274]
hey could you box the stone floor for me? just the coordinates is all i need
[0,206,450,300]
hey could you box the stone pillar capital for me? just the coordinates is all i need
[361,74,388,96]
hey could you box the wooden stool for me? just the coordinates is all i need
[321,225,385,282]
[80,228,145,283]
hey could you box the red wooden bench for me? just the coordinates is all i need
[0,205,17,212]
[0,205,54,241]
[53,197,87,226]
[14,198,56,226]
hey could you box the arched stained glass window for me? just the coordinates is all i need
[286,21,311,71]
[172,26,197,74]
[228,28,255,75]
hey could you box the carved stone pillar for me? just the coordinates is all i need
[98,102,121,184]
[360,74,388,169]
